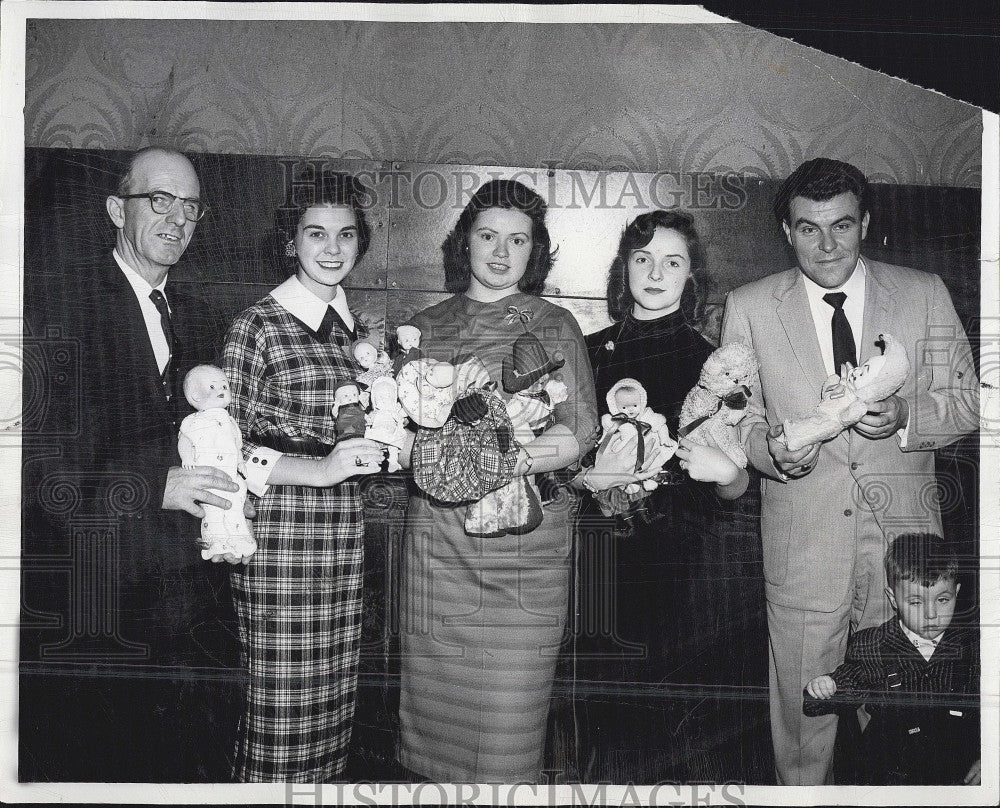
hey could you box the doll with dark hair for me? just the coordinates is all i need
[397,179,599,783]
[223,168,384,781]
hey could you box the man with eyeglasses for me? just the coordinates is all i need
[21,148,242,782]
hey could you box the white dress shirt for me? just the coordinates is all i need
[114,249,171,375]
[801,258,867,378]
[242,276,355,496]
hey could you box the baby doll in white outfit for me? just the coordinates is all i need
[599,378,676,493]
[178,365,256,562]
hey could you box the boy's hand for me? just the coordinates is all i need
[806,675,837,699]
[963,759,981,785]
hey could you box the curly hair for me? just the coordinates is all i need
[606,209,708,323]
[772,158,869,224]
[442,179,556,295]
[276,169,372,269]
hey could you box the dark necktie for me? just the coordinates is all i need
[822,291,856,372]
[148,289,175,383]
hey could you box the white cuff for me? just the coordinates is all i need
[896,412,911,450]
[244,446,282,496]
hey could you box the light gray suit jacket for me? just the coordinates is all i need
[721,259,978,612]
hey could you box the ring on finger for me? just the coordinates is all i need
[354,456,364,467]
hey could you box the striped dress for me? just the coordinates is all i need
[398,291,598,782]
[223,289,365,782]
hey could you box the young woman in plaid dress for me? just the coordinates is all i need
[397,180,599,782]
[222,172,385,782]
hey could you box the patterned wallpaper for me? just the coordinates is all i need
[25,19,982,186]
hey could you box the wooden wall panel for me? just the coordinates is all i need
[27,148,982,350]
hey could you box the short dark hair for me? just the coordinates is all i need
[442,179,556,295]
[772,158,869,224]
[116,147,192,196]
[606,209,708,323]
[885,533,959,590]
[277,169,372,265]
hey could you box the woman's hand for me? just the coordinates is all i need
[675,434,740,486]
[580,429,637,490]
[314,437,385,487]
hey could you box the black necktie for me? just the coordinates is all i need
[148,289,175,382]
[822,291,856,372]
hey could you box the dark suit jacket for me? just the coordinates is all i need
[803,618,979,785]
[21,256,237,668]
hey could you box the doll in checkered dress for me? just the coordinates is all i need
[222,171,385,782]
[804,533,980,785]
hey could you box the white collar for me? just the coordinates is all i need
[800,257,867,303]
[270,275,354,333]
[899,619,944,650]
[114,248,167,297]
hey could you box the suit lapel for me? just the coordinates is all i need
[859,259,896,364]
[885,619,922,659]
[774,270,828,393]
[101,261,170,409]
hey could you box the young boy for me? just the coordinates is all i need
[803,532,980,785]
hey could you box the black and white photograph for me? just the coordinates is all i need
[2,2,997,804]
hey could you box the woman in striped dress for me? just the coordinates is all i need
[223,171,385,782]
[397,179,599,782]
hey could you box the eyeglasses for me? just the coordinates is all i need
[119,190,208,222]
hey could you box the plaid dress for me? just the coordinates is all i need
[223,289,365,782]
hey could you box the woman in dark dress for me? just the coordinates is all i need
[572,210,768,783]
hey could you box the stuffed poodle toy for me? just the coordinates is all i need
[678,341,760,468]
[781,332,910,452]
[178,365,256,563]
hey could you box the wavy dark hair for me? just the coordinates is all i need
[772,158,869,224]
[442,179,556,295]
[276,169,372,270]
[606,210,708,323]
[885,533,959,589]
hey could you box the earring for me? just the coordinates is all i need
[285,241,296,257]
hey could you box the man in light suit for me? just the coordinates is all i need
[21,148,245,780]
[720,158,978,785]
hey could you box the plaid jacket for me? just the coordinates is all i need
[803,617,979,784]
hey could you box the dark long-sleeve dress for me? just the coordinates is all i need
[572,308,768,783]
[223,290,365,782]
[398,291,599,783]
